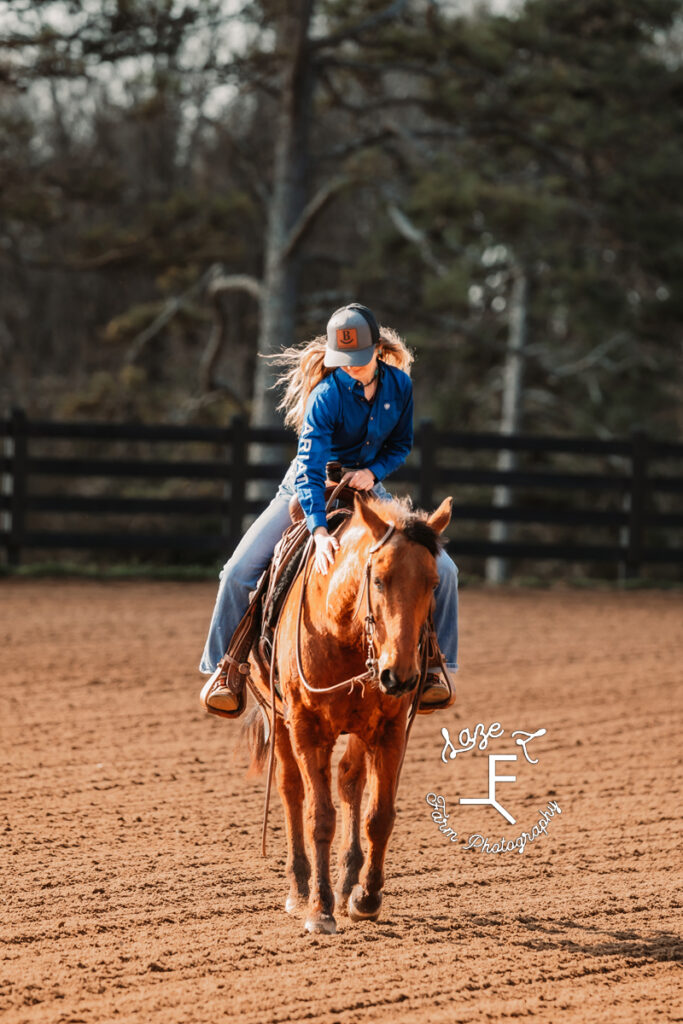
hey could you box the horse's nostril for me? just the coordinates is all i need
[380,669,418,695]
[380,668,397,691]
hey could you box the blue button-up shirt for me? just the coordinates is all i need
[294,361,414,533]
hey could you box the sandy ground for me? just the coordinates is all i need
[1,579,681,1024]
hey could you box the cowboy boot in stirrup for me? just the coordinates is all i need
[418,668,456,714]
[200,661,240,714]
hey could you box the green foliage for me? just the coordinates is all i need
[103,303,166,343]
[0,0,680,443]
[56,367,149,418]
[423,266,470,312]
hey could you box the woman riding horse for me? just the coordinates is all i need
[199,303,458,712]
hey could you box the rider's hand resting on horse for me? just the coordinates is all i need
[313,528,340,575]
[313,471,374,574]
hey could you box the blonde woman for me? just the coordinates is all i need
[200,303,458,713]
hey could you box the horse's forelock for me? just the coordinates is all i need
[360,496,443,558]
[401,516,443,558]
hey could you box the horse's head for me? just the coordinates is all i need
[337,493,452,697]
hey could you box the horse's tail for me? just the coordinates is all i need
[241,705,269,776]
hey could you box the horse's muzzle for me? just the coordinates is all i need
[379,668,418,697]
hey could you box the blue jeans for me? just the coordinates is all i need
[199,462,458,674]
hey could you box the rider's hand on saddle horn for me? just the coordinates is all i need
[313,527,340,575]
[342,468,375,491]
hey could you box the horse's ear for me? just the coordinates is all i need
[354,492,389,540]
[427,496,453,535]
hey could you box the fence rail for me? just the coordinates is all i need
[1,408,682,575]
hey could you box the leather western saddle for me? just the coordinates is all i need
[204,462,453,720]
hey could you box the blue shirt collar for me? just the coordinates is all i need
[335,360,384,393]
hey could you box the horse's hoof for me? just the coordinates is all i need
[304,913,337,935]
[334,890,351,916]
[285,894,302,915]
[348,884,382,923]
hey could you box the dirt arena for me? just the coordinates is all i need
[1,579,681,1023]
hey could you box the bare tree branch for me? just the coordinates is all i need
[312,0,409,50]
[200,116,271,211]
[319,56,441,79]
[412,123,587,184]
[122,266,222,366]
[207,273,263,303]
[550,333,631,377]
[21,246,143,271]
[317,129,394,163]
[125,267,216,365]
[199,270,264,393]
[178,386,248,421]
[280,175,351,262]
[386,203,448,277]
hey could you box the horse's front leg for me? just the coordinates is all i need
[289,718,337,934]
[275,722,310,914]
[334,733,366,913]
[348,717,406,924]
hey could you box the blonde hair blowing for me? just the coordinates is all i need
[267,327,414,434]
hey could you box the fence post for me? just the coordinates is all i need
[228,414,248,551]
[625,429,649,579]
[1,420,9,564]
[8,407,28,567]
[418,419,436,510]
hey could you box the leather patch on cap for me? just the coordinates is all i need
[336,327,359,348]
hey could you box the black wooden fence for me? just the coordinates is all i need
[1,408,682,575]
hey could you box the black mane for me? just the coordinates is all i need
[402,516,443,558]
[360,494,444,557]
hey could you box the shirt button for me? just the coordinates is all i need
[365,441,370,445]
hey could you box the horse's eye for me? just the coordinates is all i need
[373,577,384,592]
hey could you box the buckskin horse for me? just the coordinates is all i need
[245,491,453,934]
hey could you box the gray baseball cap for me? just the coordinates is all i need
[324,303,380,367]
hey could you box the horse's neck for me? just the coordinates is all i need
[309,527,371,641]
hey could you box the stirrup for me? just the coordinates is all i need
[417,669,456,715]
[199,661,248,720]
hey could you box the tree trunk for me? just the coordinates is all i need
[486,262,528,584]
[246,1,315,501]
[251,0,315,430]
